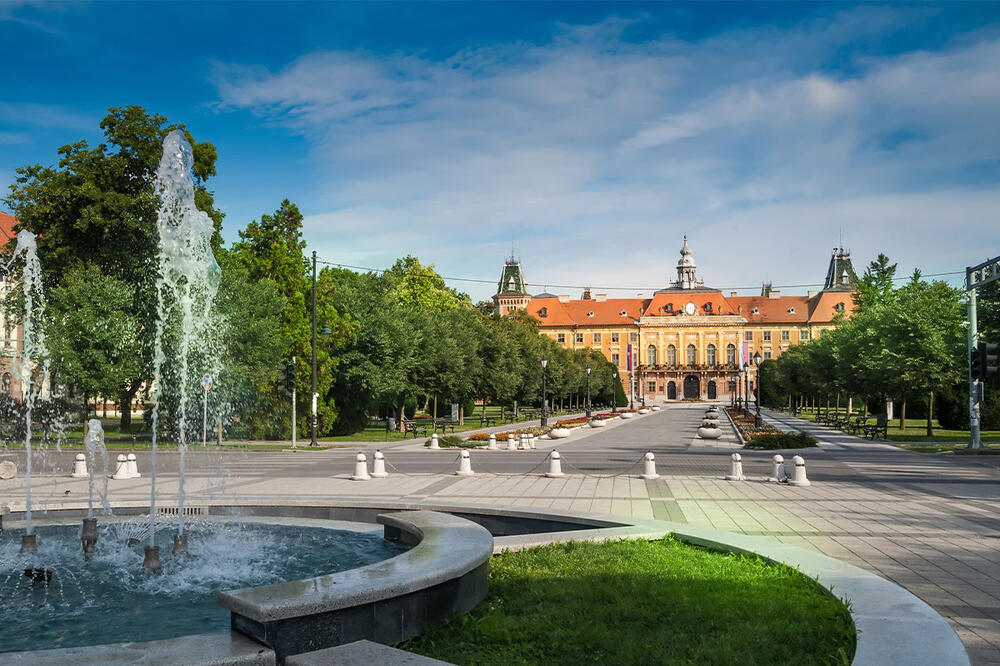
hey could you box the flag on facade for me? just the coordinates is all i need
[626,344,633,371]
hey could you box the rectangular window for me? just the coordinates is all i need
[611,332,619,343]
[629,332,638,343]
[592,332,602,344]
[611,353,620,367]
[557,333,565,343]
[647,381,656,392]
[744,331,753,341]
[575,333,584,344]
[764,351,773,360]
[762,331,771,341]
[800,329,810,340]
[781,330,790,341]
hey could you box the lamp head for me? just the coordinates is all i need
[743,362,749,371]
[586,366,591,375]
[541,357,548,369]
[753,351,761,365]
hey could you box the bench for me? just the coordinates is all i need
[862,413,889,440]
[401,420,429,439]
[842,416,867,435]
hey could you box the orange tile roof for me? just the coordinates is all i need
[0,212,17,246]
[808,291,856,322]
[728,296,811,323]
[642,292,739,316]
[528,297,647,326]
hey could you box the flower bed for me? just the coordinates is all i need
[466,426,547,442]
[555,417,590,428]
[725,407,799,443]
[593,412,618,420]
[424,435,488,448]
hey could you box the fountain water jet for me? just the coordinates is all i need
[146,130,221,567]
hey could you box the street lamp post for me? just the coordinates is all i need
[753,351,762,427]
[743,361,750,419]
[585,366,592,419]
[311,251,319,446]
[540,357,548,427]
[612,370,618,414]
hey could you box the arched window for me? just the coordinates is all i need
[726,343,736,366]
[1,373,9,395]
[686,344,697,366]
[706,344,716,367]
[666,345,676,366]
[647,344,657,366]
[667,381,676,399]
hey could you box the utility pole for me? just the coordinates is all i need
[311,251,319,447]
[291,356,297,448]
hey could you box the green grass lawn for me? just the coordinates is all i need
[791,410,1000,443]
[401,538,856,666]
[897,444,1000,454]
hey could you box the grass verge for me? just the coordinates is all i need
[401,537,856,665]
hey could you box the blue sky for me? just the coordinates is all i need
[2,2,999,301]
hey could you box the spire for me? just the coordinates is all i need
[493,254,532,315]
[673,235,698,289]
[823,244,857,291]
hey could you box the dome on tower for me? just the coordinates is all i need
[677,235,696,268]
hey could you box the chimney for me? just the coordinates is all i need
[558,295,571,303]
[769,290,781,299]
[581,288,592,300]
[807,290,819,298]
[636,293,644,298]
[594,293,607,302]
[730,291,738,298]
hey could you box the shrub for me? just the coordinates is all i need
[744,432,818,450]
[424,435,486,448]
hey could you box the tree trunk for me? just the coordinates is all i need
[433,395,438,430]
[459,403,464,426]
[899,399,906,431]
[836,392,840,416]
[927,391,934,437]
[119,384,139,431]
[398,394,406,432]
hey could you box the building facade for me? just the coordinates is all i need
[495,237,857,402]
[0,212,22,399]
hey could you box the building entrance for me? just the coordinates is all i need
[683,375,700,399]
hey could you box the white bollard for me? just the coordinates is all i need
[788,455,810,487]
[640,452,660,480]
[507,434,517,451]
[545,451,565,478]
[350,452,371,481]
[71,453,88,478]
[770,454,787,483]
[725,452,745,481]
[528,434,536,449]
[126,453,141,479]
[429,433,440,449]
[371,450,389,478]
[112,454,130,480]
[488,434,497,450]
[456,450,474,476]
[520,434,531,450]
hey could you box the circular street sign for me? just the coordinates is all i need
[202,374,213,391]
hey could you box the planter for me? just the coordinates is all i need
[702,419,722,428]
[619,412,635,419]
[638,408,650,414]
[698,427,722,439]
[651,405,661,411]
[589,419,607,428]
[548,428,571,439]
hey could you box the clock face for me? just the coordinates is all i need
[684,302,696,315]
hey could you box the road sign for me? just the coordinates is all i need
[202,373,213,391]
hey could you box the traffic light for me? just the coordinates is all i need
[285,362,297,393]
[973,341,999,382]
[276,363,289,394]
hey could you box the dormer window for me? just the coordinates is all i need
[705,302,713,313]
[587,311,595,317]
[665,303,673,312]
[787,307,796,314]
[835,302,845,313]
[620,310,627,316]
[751,307,759,315]
[538,307,547,318]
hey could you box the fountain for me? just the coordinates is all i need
[147,130,221,569]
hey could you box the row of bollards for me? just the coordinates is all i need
[72,453,142,480]
[726,452,810,486]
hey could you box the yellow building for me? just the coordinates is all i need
[495,237,857,402]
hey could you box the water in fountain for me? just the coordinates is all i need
[148,130,222,553]
[83,419,110,518]
[4,230,51,547]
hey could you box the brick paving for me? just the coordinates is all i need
[1,403,997,663]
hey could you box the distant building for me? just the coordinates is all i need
[0,212,22,399]
[494,236,857,402]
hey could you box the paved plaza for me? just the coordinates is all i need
[2,403,998,664]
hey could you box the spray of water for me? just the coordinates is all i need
[83,419,109,518]
[4,230,52,535]
[148,131,221,547]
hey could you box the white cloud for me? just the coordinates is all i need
[212,11,1000,300]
